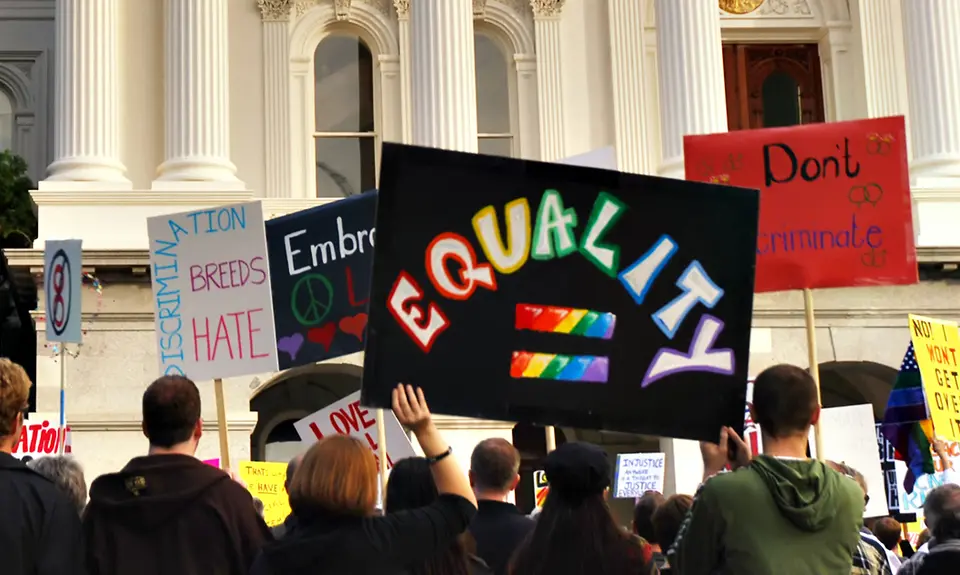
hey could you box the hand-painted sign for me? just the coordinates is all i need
[360,144,760,442]
[265,192,376,370]
[909,314,960,441]
[613,452,665,499]
[684,116,917,293]
[293,391,416,469]
[44,239,83,343]
[147,202,279,381]
[11,415,71,460]
[533,469,549,508]
[238,461,290,527]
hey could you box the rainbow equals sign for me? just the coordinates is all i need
[510,303,616,383]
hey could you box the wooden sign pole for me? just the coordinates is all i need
[803,288,825,461]
[376,409,388,502]
[214,378,231,470]
[545,426,557,453]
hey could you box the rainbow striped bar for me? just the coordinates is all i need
[511,351,609,383]
[515,304,616,340]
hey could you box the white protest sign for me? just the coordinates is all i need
[147,201,278,381]
[11,414,72,460]
[294,391,416,469]
[558,146,617,170]
[44,239,83,343]
[809,404,888,518]
[613,453,665,499]
[745,379,763,455]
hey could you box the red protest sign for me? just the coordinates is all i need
[684,116,917,293]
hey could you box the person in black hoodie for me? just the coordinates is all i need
[82,374,272,575]
[0,358,86,575]
[271,454,302,540]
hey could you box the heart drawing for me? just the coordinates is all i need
[339,313,368,341]
[277,333,304,361]
[308,322,337,352]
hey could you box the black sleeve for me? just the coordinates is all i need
[223,482,274,570]
[39,493,87,575]
[363,493,477,566]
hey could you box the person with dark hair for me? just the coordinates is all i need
[899,484,960,574]
[509,442,655,575]
[873,517,904,572]
[0,358,85,575]
[467,438,533,575]
[271,453,303,540]
[651,494,693,574]
[632,491,666,569]
[387,456,493,575]
[671,363,864,574]
[82,375,272,574]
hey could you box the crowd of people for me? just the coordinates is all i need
[2,357,960,574]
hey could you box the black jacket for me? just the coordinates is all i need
[83,453,272,575]
[0,452,86,575]
[900,539,960,575]
[250,493,476,575]
[468,500,534,575]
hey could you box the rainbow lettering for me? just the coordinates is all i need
[511,351,609,383]
[515,304,616,339]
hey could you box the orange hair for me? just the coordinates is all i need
[290,435,378,517]
[0,358,30,437]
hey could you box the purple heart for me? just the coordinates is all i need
[277,333,305,361]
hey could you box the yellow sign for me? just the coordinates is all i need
[238,461,290,528]
[533,469,549,508]
[909,315,960,441]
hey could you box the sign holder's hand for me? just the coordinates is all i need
[392,384,433,434]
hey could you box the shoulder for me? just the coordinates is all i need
[696,467,755,499]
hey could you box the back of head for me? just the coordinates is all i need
[924,484,960,541]
[28,455,87,514]
[872,517,902,550]
[285,454,302,491]
[289,435,377,518]
[386,457,438,513]
[652,494,693,551]
[142,375,201,448]
[752,364,819,439]
[470,437,520,494]
[633,491,665,543]
[0,358,30,443]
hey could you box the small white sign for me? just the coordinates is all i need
[558,147,617,170]
[147,201,278,381]
[613,452,666,499]
[44,239,83,343]
[11,414,72,460]
[294,391,416,470]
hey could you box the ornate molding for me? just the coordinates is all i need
[530,0,564,18]
[758,0,811,17]
[257,0,292,21]
[719,0,763,15]
[393,0,409,17]
[474,0,488,18]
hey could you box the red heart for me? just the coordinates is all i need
[339,313,368,341]
[307,323,337,351]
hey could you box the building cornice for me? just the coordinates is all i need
[63,413,259,433]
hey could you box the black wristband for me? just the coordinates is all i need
[426,446,453,464]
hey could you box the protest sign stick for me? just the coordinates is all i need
[545,426,556,453]
[803,288,825,461]
[376,409,388,497]
[214,378,231,470]
[58,346,67,454]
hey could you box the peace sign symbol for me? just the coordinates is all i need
[290,274,334,327]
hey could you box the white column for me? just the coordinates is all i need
[260,0,292,198]
[515,55,541,160]
[654,0,727,179]
[395,0,413,143]
[903,1,960,183]
[411,0,478,152]
[531,0,565,162]
[41,0,130,189]
[153,0,244,190]
[858,1,908,120]
[608,0,651,174]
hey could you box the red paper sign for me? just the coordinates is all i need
[684,116,917,293]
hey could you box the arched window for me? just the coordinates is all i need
[314,34,376,197]
[0,89,14,153]
[475,32,513,157]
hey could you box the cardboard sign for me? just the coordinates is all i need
[360,144,759,442]
[238,461,290,527]
[533,469,549,508]
[265,192,376,370]
[613,453,665,499]
[44,239,83,343]
[147,201,279,380]
[875,423,901,512]
[684,116,917,293]
[293,391,416,469]
[909,315,960,441]
[11,416,71,459]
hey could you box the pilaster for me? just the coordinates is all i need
[41,0,131,189]
[607,0,651,174]
[858,0,909,121]
[531,0,565,162]
[260,0,293,198]
[394,0,412,143]
[654,0,727,179]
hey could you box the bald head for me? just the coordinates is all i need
[470,438,520,493]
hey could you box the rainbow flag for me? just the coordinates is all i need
[881,342,935,494]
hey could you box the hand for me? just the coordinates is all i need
[726,426,752,469]
[932,437,953,469]
[700,426,752,479]
[392,384,433,433]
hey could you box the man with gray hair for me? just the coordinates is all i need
[270,453,302,539]
[899,483,960,574]
[28,455,87,515]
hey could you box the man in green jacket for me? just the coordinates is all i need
[670,364,864,575]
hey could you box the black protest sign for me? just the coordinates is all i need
[265,192,375,370]
[360,144,760,442]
